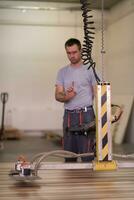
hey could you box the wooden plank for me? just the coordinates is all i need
[0,163,134,200]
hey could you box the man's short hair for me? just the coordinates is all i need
[65,38,81,50]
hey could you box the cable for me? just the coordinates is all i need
[111,104,123,123]
[113,153,134,159]
[80,0,101,84]
[101,0,106,82]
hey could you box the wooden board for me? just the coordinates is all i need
[0,162,134,200]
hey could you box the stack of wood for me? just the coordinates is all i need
[3,126,21,140]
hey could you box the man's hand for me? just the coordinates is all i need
[55,81,76,103]
[65,81,76,101]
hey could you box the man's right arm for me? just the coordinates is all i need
[55,85,67,102]
[55,85,76,103]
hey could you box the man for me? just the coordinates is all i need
[55,38,96,162]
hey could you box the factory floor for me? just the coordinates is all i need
[0,134,62,162]
[0,133,134,200]
[0,133,134,162]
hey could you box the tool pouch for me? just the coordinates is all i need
[68,121,95,132]
[64,107,95,137]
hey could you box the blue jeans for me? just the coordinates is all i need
[63,106,95,162]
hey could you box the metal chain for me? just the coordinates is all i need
[101,0,106,82]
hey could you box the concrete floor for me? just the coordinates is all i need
[0,135,62,162]
[0,134,134,162]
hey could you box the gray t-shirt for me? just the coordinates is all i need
[56,64,97,110]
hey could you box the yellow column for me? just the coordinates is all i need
[94,82,117,171]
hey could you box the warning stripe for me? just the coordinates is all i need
[101,85,108,161]
[102,123,108,137]
[102,143,108,161]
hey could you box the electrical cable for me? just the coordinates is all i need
[80,0,101,84]
[100,0,106,82]
[80,0,123,124]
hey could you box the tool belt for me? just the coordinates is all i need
[68,121,95,132]
[64,106,95,136]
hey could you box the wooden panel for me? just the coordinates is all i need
[0,163,134,200]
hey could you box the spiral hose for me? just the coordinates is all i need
[80,0,100,83]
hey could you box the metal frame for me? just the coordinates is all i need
[9,83,134,181]
[31,82,134,174]
[38,161,134,170]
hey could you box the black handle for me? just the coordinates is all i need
[1,93,9,104]
[0,92,9,140]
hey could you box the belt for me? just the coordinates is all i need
[65,105,93,113]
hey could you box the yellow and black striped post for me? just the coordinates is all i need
[93,82,117,170]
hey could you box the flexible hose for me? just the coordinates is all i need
[80,0,100,83]
[30,150,94,175]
